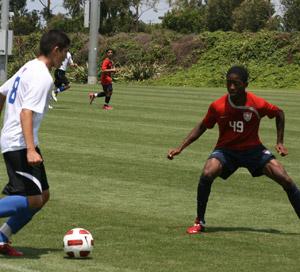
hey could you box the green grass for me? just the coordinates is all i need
[0,84,300,272]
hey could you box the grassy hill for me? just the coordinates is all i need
[8,30,300,89]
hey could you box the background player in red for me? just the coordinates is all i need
[167,65,300,234]
[89,49,117,110]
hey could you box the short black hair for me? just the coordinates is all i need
[226,65,249,83]
[39,29,70,56]
[106,48,113,53]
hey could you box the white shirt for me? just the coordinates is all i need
[0,59,53,153]
[59,52,73,71]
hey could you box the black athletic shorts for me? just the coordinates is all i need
[102,84,113,93]
[54,69,69,88]
[2,147,49,196]
[208,145,275,180]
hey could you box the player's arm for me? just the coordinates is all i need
[275,109,288,157]
[167,121,207,160]
[20,109,43,165]
[102,67,117,73]
[0,94,6,116]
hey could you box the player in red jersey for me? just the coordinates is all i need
[89,49,117,110]
[167,65,300,234]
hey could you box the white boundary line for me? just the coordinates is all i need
[0,263,40,272]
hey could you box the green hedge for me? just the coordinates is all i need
[7,30,300,88]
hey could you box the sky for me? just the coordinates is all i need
[26,0,171,24]
[26,0,284,23]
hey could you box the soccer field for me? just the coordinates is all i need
[0,84,299,272]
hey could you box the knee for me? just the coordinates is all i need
[28,197,44,209]
[199,174,214,185]
[42,191,50,205]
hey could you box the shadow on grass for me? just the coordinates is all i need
[206,226,300,235]
[0,247,61,259]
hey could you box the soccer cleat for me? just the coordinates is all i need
[48,104,53,109]
[0,243,24,257]
[102,104,113,110]
[51,90,58,102]
[89,93,96,104]
[186,218,206,234]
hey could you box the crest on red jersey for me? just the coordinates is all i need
[243,112,252,122]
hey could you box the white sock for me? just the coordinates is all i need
[0,223,12,239]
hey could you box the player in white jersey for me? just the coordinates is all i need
[0,30,70,256]
[51,51,77,102]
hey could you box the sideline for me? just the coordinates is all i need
[0,263,40,272]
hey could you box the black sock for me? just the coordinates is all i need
[96,92,105,97]
[105,96,111,104]
[197,175,214,223]
[284,183,300,219]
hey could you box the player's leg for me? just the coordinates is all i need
[52,69,62,102]
[103,84,113,110]
[187,149,238,234]
[263,159,300,218]
[197,158,222,221]
[0,148,49,256]
[3,190,49,238]
[56,72,70,94]
[89,84,107,105]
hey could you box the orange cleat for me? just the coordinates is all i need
[102,104,113,110]
[89,93,96,105]
[186,218,206,234]
[0,243,24,257]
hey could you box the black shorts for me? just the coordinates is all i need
[101,84,113,93]
[2,147,49,196]
[208,145,275,180]
[54,69,69,88]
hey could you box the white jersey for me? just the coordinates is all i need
[59,52,73,71]
[0,59,53,153]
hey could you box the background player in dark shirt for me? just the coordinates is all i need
[167,65,300,234]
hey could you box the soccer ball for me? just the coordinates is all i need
[63,228,94,258]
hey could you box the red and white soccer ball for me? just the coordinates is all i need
[63,228,94,258]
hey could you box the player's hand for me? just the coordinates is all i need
[27,149,43,166]
[275,143,288,157]
[167,148,181,160]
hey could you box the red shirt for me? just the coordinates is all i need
[202,92,281,150]
[100,58,113,85]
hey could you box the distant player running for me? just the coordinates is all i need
[51,51,77,102]
[89,49,117,110]
[0,30,70,256]
[168,65,300,234]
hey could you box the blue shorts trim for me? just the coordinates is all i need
[208,145,275,180]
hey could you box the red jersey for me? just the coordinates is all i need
[100,58,113,85]
[202,92,281,150]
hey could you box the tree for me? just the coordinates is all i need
[167,0,206,8]
[206,0,243,31]
[281,0,300,31]
[63,0,84,17]
[9,0,27,15]
[30,0,53,22]
[162,6,207,33]
[9,0,41,35]
[131,0,159,27]
[10,10,41,35]
[100,0,157,33]
[232,0,275,32]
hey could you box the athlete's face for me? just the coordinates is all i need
[226,73,247,97]
[106,50,113,58]
[52,47,69,68]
